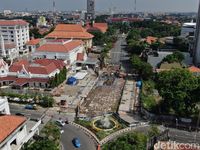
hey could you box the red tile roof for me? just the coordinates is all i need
[0,115,26,143]
[28,63,58,74]
[36,40,83,53]
[33,59,65,70]
[0,76,17,81]
[9,59,59,75]
[77,53,84,61]
[13,59,29,66]
[86,23,108,33]
[0,20,29,26]
[54,24,86,32]
[188,66,200,73]
[12,78,49,86]
[46,24,94,39]
[26,39,40,45]
[145,36,158,44]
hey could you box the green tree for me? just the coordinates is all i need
[156,68,199,116]
[127,40,146,55]
[22,139,59,150]
[131,55,153,80]
[162,51,184,63]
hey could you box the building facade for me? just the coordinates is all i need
[33,39,87,65]
[181,22,196,37]
[194,1,200,66]
[0,97,10,115]
[86,0,95,20]
[0,20,29,55]
[46,24,93,49]
[0,58,66,88]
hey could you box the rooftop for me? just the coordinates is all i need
[0,115,26,143]
[0,19,28,26]
[36,40,83,53]
[26,39,40,45]
[46,24,94,39]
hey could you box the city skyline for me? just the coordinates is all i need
[0,0,199,13]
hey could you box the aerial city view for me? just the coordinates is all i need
[0,0,200,150]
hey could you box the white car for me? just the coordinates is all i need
[60,129,64,134]
[56,120,65,127]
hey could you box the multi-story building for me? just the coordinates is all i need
[194,1,200,66]
[0,35,18,60]
[46,24,93,49]
[33,39,87,65]
[85,0,95,20]
[0,19,29,55]
[181,22,196,37]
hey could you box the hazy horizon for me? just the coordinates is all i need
[0,0,199,13]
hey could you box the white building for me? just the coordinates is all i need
[0,97,10,115]
[33,39,87,65]
[0,35,18,60]
[181,22,196,37]
[0,20,29,55]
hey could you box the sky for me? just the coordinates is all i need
[0,0,199,13]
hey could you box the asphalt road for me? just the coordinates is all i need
[61,124,97,150]
[110,35,132,73]
[9,103,46,120]
[168,128,200,144]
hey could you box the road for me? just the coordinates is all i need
[61,124,96,150]
[168,128,200,144]
[110,35,132,73]
[9,103,46,120]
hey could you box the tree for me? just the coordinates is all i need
[102,132,147,150]
[148,125,160,137]
[131,55,153,80]
[41,122,61,143]
[162,51,184,63]
[22,139,59,150]
[156,68,199,116]
[127,40,146,55]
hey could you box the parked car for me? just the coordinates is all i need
[72,138,81,148]
[15,113,25,116]
[25,104,37,110]
[56,119,65,127]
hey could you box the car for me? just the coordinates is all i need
[60,129,64,134]
[56,119,65,127]
[25,104,37,110]
[15,113,25,116]
[72,138,81,148]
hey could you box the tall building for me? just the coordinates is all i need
[194,1,200,66]
[85,0,95,20]
[0,20,29,55]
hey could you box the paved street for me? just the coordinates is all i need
[110,35,132,73]
[9,103,46,120]
[168,128,200,144]
[61,124,96,150]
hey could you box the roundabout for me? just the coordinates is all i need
[92,115,118,132]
